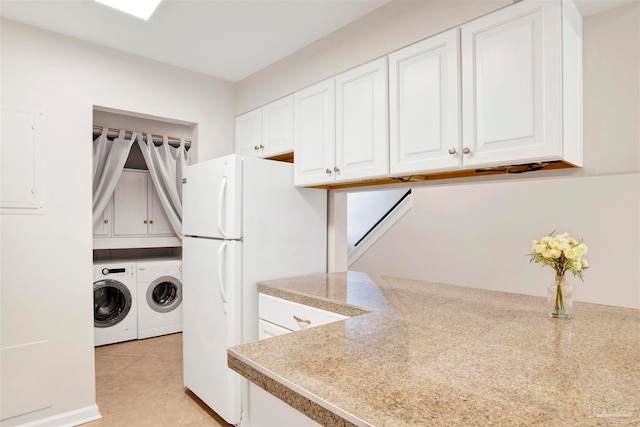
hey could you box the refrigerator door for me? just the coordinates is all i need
[182,236,242,424]
[183,154,242,240]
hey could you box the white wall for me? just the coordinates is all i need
[352,2,640,309]
[0,19,234,426]
[235,0,511,114]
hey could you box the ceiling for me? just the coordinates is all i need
[0,0,634,82]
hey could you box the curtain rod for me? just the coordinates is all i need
[93,125,191,148]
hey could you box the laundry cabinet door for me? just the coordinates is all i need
[113,170,148,236]
[147,180,174,235]
[93,197,113,237]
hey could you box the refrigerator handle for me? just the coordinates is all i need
[217,241,229,313]
[217,175,228,239]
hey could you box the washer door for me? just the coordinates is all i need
[94,279,132,328]
[147,276,182,313]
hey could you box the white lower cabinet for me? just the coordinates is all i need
[248,294,348,426]
[247,382,321,427]
[258,293,348,339]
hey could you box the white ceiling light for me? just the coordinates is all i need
[95,0,162,21]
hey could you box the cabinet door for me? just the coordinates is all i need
[294,79,336,186]
[113,170,148,236]
[461,0,562,168]
[335,57,389,183]
[389,29,461,175]
[93,197,113,237]
[262,95,294,158]
[147,180,174,236]
[235,108,262,158]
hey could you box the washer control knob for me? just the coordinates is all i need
[102,268,109,275]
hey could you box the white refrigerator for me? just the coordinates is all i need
[181,154,327,425]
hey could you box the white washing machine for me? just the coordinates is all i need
[136,258,182,339]
[93,261,137,346]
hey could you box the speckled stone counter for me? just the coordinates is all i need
[228,272,640,426]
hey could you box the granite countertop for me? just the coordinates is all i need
[228,272,640,426]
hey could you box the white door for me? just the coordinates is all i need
[182,237,242,425]
[335,57,389,183]
[262,95,294,158]
[147,180,174,236]
[182,155,242,239]
[235,109,262,158]
[293,79,336,186]
[93,197,112,237]
[461,0,563,168]
[113,169,148,236]
[389,29,461,175]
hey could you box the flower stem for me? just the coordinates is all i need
[555,282,565,313]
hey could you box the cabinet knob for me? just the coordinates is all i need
[144,220,148,224]
[462,147,471,155]
[259,144,264,149]
[254,146,260,151]
[325,168,332,175]
[448,147,457,155]
[333,166,340,173]
[149,220,154,225]
[104,219,109,224]
[293,315,311,325]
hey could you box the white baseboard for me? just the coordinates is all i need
[14,405,101,427]
[347,194,412,267]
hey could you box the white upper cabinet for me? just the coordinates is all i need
[294,58,388,186]
[294,79,336,186]
[112,169,174,237]
[93,197,112,237]
[262,96,294,158]
[460,0,582,169]
[235,95,294,159]
[389,28,461,176]
[336,57,389,183]
[235,109,262,157]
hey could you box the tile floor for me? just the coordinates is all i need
[85,333,231,427]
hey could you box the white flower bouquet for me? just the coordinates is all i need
[530,231,589,279]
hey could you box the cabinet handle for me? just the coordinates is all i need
[254,146,260,151]
[144,220,148,224]
[448,147,457,155]
[462,147,471,155]
[334,166,340,173]
[325,168,332,175]
[293,315,311,325]
[104,219,109,224]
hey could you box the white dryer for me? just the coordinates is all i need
[136,258,183,339]
[93,261,137,346]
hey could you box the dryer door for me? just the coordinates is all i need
[147,276,182,313]
[94,279,133,328]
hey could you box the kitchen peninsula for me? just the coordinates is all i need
[228,272,639,426]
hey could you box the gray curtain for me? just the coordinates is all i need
[92,129,135,225]
[137,133,190,237]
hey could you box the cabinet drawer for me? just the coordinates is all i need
[258,319,291,340]
[259,294,348,332]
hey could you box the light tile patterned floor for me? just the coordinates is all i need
[85,333,231,427]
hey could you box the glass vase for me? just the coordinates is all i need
[547,275,573,319]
